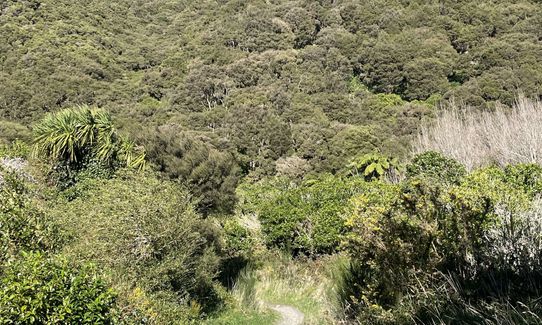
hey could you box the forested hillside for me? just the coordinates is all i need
[2,0,542,324]
[3,0,542,177]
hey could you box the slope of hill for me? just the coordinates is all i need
[2,0,542,178]
[2,1,542,324]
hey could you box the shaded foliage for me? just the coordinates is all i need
[142,125,240,215]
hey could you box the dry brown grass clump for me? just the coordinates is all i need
[416,97,542,170]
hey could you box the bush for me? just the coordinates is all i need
[257,175,367,255]
[478,200,542,277]
[0,167,59,262]
[49,171,222,320]
[0,140,30,158]
[344,180,438,313]
[0,252,117,324]
[142,126,240,215]
[221,218,255,259]
[343,164,538,323]
[32,106,145,188]
[347,153,402,182]
[217,218,259,288]
[235,177,293,216]
[0,120,31,146]
[406,151,466,184]
[443,167,532,275]
[503,163,542,196]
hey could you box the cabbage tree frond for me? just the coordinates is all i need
[32,106,146,171]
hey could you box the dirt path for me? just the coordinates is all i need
[269,304,304,325]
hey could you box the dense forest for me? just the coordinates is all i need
[2,0,542,324]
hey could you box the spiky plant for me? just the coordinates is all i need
[32,106,145,170]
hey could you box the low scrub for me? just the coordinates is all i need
[0,166,60,262]
[50,171,223,322]
[243,175,368,255]
[342,160,542,324]
[0,252,117,324]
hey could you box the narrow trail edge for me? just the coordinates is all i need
[268,304,304,325]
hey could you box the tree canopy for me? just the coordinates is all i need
[3,0,541,180]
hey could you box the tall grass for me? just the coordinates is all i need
[405,271,542,325]
[416,97,542,170]
[215,252,348,324]
[251,252,342,324]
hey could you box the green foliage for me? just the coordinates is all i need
[503,163,542,196]
[347,153,401,181]
[3,1,542,322]
[49,171,222,319]
[142,126,239,215]
[0,167,59,262]
[360,28,458,100]
[221,219,255,259]
[255,175,367,255]
[216,218,260,290]
[328,126,381,171]
[0,140,30,159]
[235,177,295,222]
[442,167,532,272]
[32,106,145,170]
[406,151,466,184]
[0,252,117,324]
[348,76,368,93]
[0,120,31,146]
[343,163,540,323]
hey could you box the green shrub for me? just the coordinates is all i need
[235,177,293,216]
[347,153,401,181]
[343,165,537,323]
[32,106,145,188]
[503,163,542,197]
[407,151,466,184]
[0,120,31,146]
[217,218,259,288]
[0,252,117,324]
[258,175,367,255]
[0,140,30,158]
[221,219,255,258]
[0,167,60,262]
[33,106,145,168]
[49,171,222,319]
[142,126,240,215]
[443,166,531,274]
[344,180,438,312]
